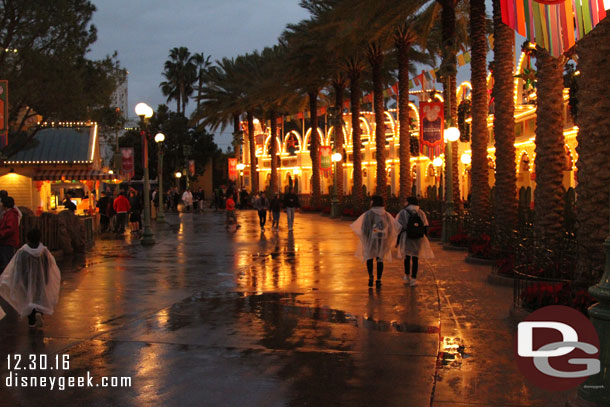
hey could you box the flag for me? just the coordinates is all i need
[343,100,350,109]
[463,51,471,64]
[391,83,399,95]
[457,53,466,66]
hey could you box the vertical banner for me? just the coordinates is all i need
[188,159,195,176]
[228,158,238,181]
[419,102,444,159]
[319,146,332,171]
[121,147,135,180]
[0,80,7,148]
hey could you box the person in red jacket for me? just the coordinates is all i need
[0,196,20,273]
[112,191,131,234]
[225,195,239,229]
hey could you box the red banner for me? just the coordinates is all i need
[121,147,135,180]
[188,160,195,176]
[419,102,444,159]
[319,146,332,171]
[0,80,7,148]
[228,158,238,181]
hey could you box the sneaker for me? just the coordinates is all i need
[35,312,44,328]
[403,275,411,284]
[368,277,374,287]
[410,279,418,287]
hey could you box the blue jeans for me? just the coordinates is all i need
[286,208,295,229]
[0,245,16,274]
[272,211,280,228]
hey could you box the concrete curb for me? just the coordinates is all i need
[464,255,495,265]
[442,244,469,252]
[487,272,515,286]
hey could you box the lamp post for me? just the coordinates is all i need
[135,102,155,246]
[155,132,165,223]
[442,126,460,243]
[236,163,245,191]
[331,152,342,218]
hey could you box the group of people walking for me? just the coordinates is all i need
[251,189,300,232]
[97,189,143,235]
[0,189,60,328]
[351,196,434,288]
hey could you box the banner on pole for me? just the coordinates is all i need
[121,147,135,180]
[319,146,332,171]
[419,102,444,159]
[188,159,195,176]
[228,158,238,181]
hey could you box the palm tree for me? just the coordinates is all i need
[469,0,489,223]
[492,0,517,236]
[533,48,566,243]
[346,56,366,205]
[160,47,196,115]
[192,52,212,115]
[575,16,610,280]
[331,73,347,201]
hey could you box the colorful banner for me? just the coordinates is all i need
[188,160,195,176]
[0,80,7,148]
[501,0,608,57]
[319,146,332,170]
[120,147,135,180]
[228,158,238,181]
[419,102,445,159]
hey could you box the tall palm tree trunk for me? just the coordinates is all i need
[369,44,387,200]
[575,17,610,280]
[309,90,321,206]
[247,111,259,193]
[470,0,490,222]
[269,110,279,194]
[333,82,345,201]
[439,0,461,208]
[233,113,241,160]
[492,0,517,235]
[533,48,565,243]
[349,69,363,205]
[396,36,412,204]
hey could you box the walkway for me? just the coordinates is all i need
[0,210,573,406]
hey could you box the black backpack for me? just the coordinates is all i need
[406,210,425,239]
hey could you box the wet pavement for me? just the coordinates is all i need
[0,210,574,406]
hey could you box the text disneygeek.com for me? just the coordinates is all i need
[4,354,132,390]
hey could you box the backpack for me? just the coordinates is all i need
[406,210,425,239]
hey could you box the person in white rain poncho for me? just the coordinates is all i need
[350,195,401,287]
[0,229,61,328]
[396,196,434,287]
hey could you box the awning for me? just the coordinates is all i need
[33,169,115,181]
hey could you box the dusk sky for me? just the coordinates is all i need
[88,0,310,150]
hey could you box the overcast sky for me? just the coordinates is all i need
[87,0,309,150]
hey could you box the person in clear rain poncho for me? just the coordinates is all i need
[396,196,434,286]
[0,229,61,328]
[350,195,400,287]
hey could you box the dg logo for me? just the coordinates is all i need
[515,305,600,391]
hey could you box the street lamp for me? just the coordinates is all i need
[331,152,342,218]
[135,102,155,246]
[236,163,245,192]
[155,132,165,223]
[442,126,460,243]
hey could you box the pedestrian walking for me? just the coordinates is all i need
[0,190,22,224]
[396,196,434,286]
[96,191,113,233]
[283,188,300,231]
[350,195,400,288]
[270,193,282,231]
[254,191,269,232]
[128,190,142,234]
[113,191,130,234]
[182,189,193,211]
[225,194,239,230]
[197,188,205,212]
[0,229,61,328]
[0,196,20,273]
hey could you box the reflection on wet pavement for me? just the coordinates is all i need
[0,211,571,406]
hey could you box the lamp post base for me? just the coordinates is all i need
[330,198,340,218]
[140,228,155,246]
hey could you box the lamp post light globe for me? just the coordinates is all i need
[154,133,165,143]
[332,152,342,163]
[460,153,472,165]
[135,101,155,245]
[444,127,460,142]
[135,102,153,118]
[433,157,444,167]
[236,163,245,171]
[175,171,182,179]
